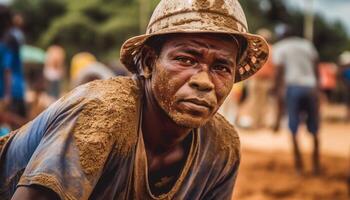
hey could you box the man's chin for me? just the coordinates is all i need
[170,112,211,128]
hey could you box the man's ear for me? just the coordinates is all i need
[139,45,157,79]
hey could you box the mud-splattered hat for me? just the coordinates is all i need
[120,0,269,83]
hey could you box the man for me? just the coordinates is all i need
[273,28,320,174]
[0,0,269,199]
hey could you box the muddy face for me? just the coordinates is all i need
[150,33,238,128]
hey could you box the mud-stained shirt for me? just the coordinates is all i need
[0,76,241,200]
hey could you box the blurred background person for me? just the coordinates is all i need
[273,27,320,175]
[218,82,244,125]
[0,4,12,105]
[72,61,115,88]
[0,5,26,131]
[271,24,289,133]
[338,51,350,122]
[0,5,11,136]
[70,52,96,83]
[44,45,65,99]
[237,28,275,129]
[70,52,115,88]
[106,60,131,77]
[26,65,55,120]
[2,7,26,129]
[318,62,338,104]
[9,12,25,48]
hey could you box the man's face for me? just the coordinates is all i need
[150,33,239,128]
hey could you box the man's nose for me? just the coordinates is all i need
[189,71,214,92]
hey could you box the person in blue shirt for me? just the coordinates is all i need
[0,5,13,135]
[0,6,26,129]
[5,18,26,117]
[0,5,12,102]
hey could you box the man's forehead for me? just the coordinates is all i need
[162,33,238,50]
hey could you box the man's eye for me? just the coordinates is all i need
[213,65,231,73]
[175,57,197,66]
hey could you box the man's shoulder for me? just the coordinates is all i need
[202,113,240,158]
[68,77,142,176]
[58,76,141,114]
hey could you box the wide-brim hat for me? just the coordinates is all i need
[120,0,269,83]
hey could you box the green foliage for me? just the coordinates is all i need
[11,0,66,44]
[11,0,156,61]
[314,17,349,61]
[11,0,350,63]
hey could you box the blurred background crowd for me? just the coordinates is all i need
[0,0,349,199]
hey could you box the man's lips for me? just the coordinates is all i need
[179,98,214,110]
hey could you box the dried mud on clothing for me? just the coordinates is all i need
[234,149,349,200]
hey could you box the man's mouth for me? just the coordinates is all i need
[179,98,214,110]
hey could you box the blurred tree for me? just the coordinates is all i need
[11,0,158,61]
[314,18,349,61]
[240,0,349,62]
[11,0,66,45]
[39,0,140,60]
[10,0,350,63]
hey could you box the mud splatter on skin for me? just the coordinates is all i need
[150,61,184,125]
[151,59,211,128]
[73,77,140,179]
[149,34,237,128]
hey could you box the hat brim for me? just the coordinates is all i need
[120,30,269,83]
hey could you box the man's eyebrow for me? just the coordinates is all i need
[172,42,235,64]
[174,39,210,48]
[215,58,235,66]
[174,45,203,57]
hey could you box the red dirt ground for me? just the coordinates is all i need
[233,148,349,200]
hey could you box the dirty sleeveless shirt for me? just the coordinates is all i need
[0,76,241,200]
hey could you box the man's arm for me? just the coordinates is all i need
[271,44,285,97]
[314,59,320,88]
[12,185,60,200]
[273,64,284,93]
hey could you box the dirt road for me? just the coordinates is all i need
[232,104,349,199]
